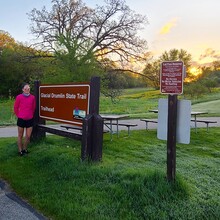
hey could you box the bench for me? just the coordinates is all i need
[38,124,82,140]
[191,119,217,132]
[61,124,109,134]
[60,125,82,131]
[140,119,158,130]
[104,122,137,136]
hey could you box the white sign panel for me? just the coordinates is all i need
[157,98,191,144]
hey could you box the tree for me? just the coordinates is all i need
[159,49,191,69]
[0,31,20,97]
[142,60,160,89]
[0,31,51,97]
[0,30,16,51]
[196,65,219,92]
[184,82,208,98]
[28,0,149,81]
[183,61,220,97]
[212,60,220,71]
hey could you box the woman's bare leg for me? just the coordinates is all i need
[17,127,24,152]
[24,127,33,150]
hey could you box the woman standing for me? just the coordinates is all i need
[14,83,36,156]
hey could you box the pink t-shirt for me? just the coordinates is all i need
[14,94,36,120]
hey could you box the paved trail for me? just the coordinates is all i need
[0,117,219,138]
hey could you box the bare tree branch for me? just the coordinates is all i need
[28,0,149,72]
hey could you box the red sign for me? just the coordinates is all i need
[160,61,184,94]
[39,84,90,126]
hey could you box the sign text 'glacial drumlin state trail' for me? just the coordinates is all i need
[39,84,90,126]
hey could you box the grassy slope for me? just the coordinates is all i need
[0,128,220,219]
[100,88,220,117]
[192,99,220,114]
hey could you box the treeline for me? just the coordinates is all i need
[1,0,220,99]
[0,31,145,98]
[184,66,220,98]
[1,30,220,100]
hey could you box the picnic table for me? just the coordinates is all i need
[100,114,136,140]
[190,111,208,132]
[149,109,210,132]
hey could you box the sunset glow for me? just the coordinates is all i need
[189,67,202,76]
[1,0,220,73]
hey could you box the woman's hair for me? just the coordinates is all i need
[21,83,29,89]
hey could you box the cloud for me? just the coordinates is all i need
[199,48,220,60]
[159,18,178,35]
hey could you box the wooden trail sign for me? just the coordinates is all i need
[39,84,90,126]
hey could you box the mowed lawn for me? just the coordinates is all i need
[192,99,220,115]
[0,127,220,220]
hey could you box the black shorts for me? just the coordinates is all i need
[17,118,34,128]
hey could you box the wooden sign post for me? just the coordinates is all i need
[160,61,184,181]
[167,94,177,181]
[32,77,103,162]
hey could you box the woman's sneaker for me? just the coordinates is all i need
[22,149,29,154]
[18,151,23,156]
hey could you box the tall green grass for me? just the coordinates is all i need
[0,99,16,125]
[0,128,220,219]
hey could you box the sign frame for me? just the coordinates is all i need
[39,83,90,126]
[160,61,184,95]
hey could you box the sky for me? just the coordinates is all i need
[1,0,220,65]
